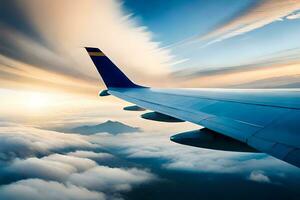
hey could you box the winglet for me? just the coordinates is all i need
[85,47,142,88]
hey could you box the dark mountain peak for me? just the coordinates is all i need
[103,120,121,125]
[69,120,141,135]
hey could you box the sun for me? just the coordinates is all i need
[27,92,50,109]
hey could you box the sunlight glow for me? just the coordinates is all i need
[27,92,50,109]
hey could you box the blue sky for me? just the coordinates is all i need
[122,0,256,44]
[123,0,300,75]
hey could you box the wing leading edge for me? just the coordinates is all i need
[85,47,300,168]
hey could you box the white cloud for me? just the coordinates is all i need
[7,154,97,181]
[91,131,294,173]
[0,124,95,160]
[4,151,155,199]
[45,154,98,172]
[67,151,114,160]
[8,157,78,181]
[0,179,105,200]
[69,166,155,192]
[200,0,300,45]
[248,170,271,183]
[286,12,300,20]
[0,122,156,193]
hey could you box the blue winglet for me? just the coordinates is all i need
[85,47,142,88]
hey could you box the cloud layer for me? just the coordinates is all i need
[0,117,299,199]
[0,0,174,95]
[0,123,156,200]
[90,130,296,174]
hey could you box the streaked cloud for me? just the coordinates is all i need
[235,74,300,88]
[200,0,300,45]
[173,47,300,88]
[0,0,175,95]
[286,11,300,19]
[175,62,300,88]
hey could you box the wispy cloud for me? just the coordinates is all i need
[286,11,300,19]
[0,0,175,95]
[173,47,300,88]
[199,0,300,45]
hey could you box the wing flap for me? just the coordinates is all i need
[249,135,300,167]
[253,110,300,147]
[200,117,261,142]
[285,149,300,167]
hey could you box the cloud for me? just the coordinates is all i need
[90,131,295,174]
[286,11,300,19]
[67,151,114,160]
[5,156,155,198]
[0,117,298,200]
[0,124,156,200]
[0,179,105,200]
[234,74,300,88]
[3,149,155,199]
[182,64,300,88]
[69,166,155,192]
[0,124,94,160]
[248,170,271,183]
[7,154,97,181]
[200,0,300,45]
[174,47,300,79]
[7,157,79,181]
[0,0,175,94]
[45,154,98,172]
[0,53,99,96]
[164,154,283,173]
[170,46,300,88]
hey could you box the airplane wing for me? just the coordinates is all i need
[85,47,300,168]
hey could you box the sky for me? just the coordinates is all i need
[0,0,300,200]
